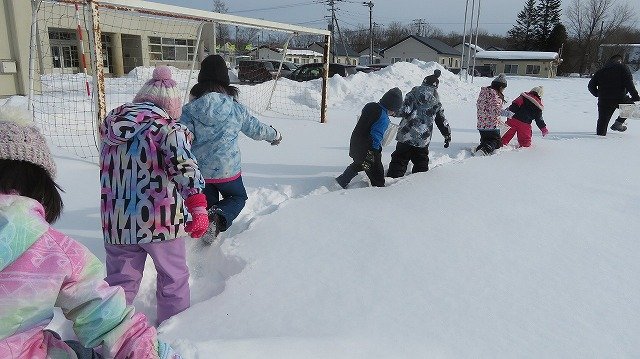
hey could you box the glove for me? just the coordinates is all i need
[541,127,549,137]
[270,126,282,146]
[158,341,182,359]
[184,193,209,239]
[444,135,451,148]
[361,149,377,171]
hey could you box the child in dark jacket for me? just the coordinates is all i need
[501,86,548,147]
[387,69,451,177]
[336,87,403,188]
[475,73,508,155]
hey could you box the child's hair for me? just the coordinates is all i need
[0,159,64,223]
[190,81,239,100]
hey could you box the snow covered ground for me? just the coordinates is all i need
[6,63,640,358]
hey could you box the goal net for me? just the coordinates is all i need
[30,0,330,162]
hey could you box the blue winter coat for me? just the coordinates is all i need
[180,92,278,181]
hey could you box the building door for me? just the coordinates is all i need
[50,44,79,74]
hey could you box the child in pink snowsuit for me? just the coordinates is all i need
[0,99,181,358]
[501,86,549,147]
[100,66,209,326]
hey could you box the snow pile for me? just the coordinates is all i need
[29,59,640,357]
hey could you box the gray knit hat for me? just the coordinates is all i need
[491,73,507,87]
[0,98,57,178]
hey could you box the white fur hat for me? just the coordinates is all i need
[530,86,544,97]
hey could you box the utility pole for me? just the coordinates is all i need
[413,19,424,37]
[363,1,374,65]
[327,0,337,62]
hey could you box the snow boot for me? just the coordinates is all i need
[202,207,222,245]
[335,175,349,189]
[610,120,627,132]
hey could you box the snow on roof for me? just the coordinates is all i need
[282,48,323,57]
[475,51,559,60]
[455,42,485,52]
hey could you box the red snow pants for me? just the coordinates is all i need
[501,118,532,147]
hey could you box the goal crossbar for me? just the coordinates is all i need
[91,0,331,36]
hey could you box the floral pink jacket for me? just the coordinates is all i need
[476,86,505,130]
[0,194,161,358]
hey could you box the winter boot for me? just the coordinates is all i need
[202,207,222,245]
[335,175,349,189]
[610,119,627,132]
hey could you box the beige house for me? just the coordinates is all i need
[382,35,461,69]
[474,51,561,78]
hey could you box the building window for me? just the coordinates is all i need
[391,57,402,63]
[441,58,445,64]
[526,64,541,75]
[455,59,459,67]
[49,30,76,41]
[504,64,519,74]
[449,58,453,67]
[148,36,195,61]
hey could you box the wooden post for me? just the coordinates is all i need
[320,34,330,124]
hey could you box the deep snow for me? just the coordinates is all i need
[4,63,640,358]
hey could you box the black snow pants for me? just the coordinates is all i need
[596,98,629,136]
[476,129,502,154]
[387,141,430,178]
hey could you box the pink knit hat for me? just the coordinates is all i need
[133,66,182,118]
[0,97,57,178]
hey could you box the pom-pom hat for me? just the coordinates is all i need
[530,86,544,97]
[0,97,57,178]
[133,66,182,119]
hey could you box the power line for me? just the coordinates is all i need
[229,1,318,14]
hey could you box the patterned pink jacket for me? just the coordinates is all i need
[476,86,505,130]
[0,194,162,358]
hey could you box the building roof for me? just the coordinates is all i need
[486,46,505,51]
[475,51,559,61]
[285,48,323,57]
[310,42,359,57]
[454,42,485,52]
[383,35,461,56]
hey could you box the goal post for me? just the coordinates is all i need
[30,0,331,162]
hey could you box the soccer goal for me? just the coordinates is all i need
[29,0,331,161]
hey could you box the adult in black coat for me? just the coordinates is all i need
[588,54,640,136]
[336,87,403,188]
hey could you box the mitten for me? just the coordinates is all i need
[270,126,282,146]
[184,193,209,239]
[361,149,376,171]
[541,127,549,137]
[158,341,182,359]
[444,135,451,148]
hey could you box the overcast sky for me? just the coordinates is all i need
[151,0,636,36]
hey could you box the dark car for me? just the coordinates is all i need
[287,63,357,82]
[367,63,390,71]
[238,60,277,83]
[355,65,375,73]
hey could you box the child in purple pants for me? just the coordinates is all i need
[100,67,209,325]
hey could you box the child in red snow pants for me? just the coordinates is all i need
[501,118,533,147]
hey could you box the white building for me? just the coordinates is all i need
[474,51,562,78]
[382,35,461,69]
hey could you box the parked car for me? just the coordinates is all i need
[238,60,277,83]
[367,63,390,71]
[263,60,298,78]
[287,63,357,81]
[355,65,375,73]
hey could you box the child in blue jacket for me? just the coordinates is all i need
[180,55,282,242]
[336,87,403,188]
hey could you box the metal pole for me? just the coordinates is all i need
[266,33,295,111]
[471,0,481,83]
[28,0,43,111]
[184,22,205,104]
[465,0,476,81]
[321,34,330,123]
[459,0,470,80]
[364,1,374,65]
[88,0,106,142]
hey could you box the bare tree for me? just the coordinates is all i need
[213,0,230,46]
[566,0,635,74]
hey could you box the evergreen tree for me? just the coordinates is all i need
[545,23,567,52]
[536,0,562,50]
[507,0,539,50]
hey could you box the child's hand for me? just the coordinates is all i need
[541,127,549,137]
[270,126,282,145]
[362,149,377,171]
[444,135,451,148]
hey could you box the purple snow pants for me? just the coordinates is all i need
[104,238,190,325]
